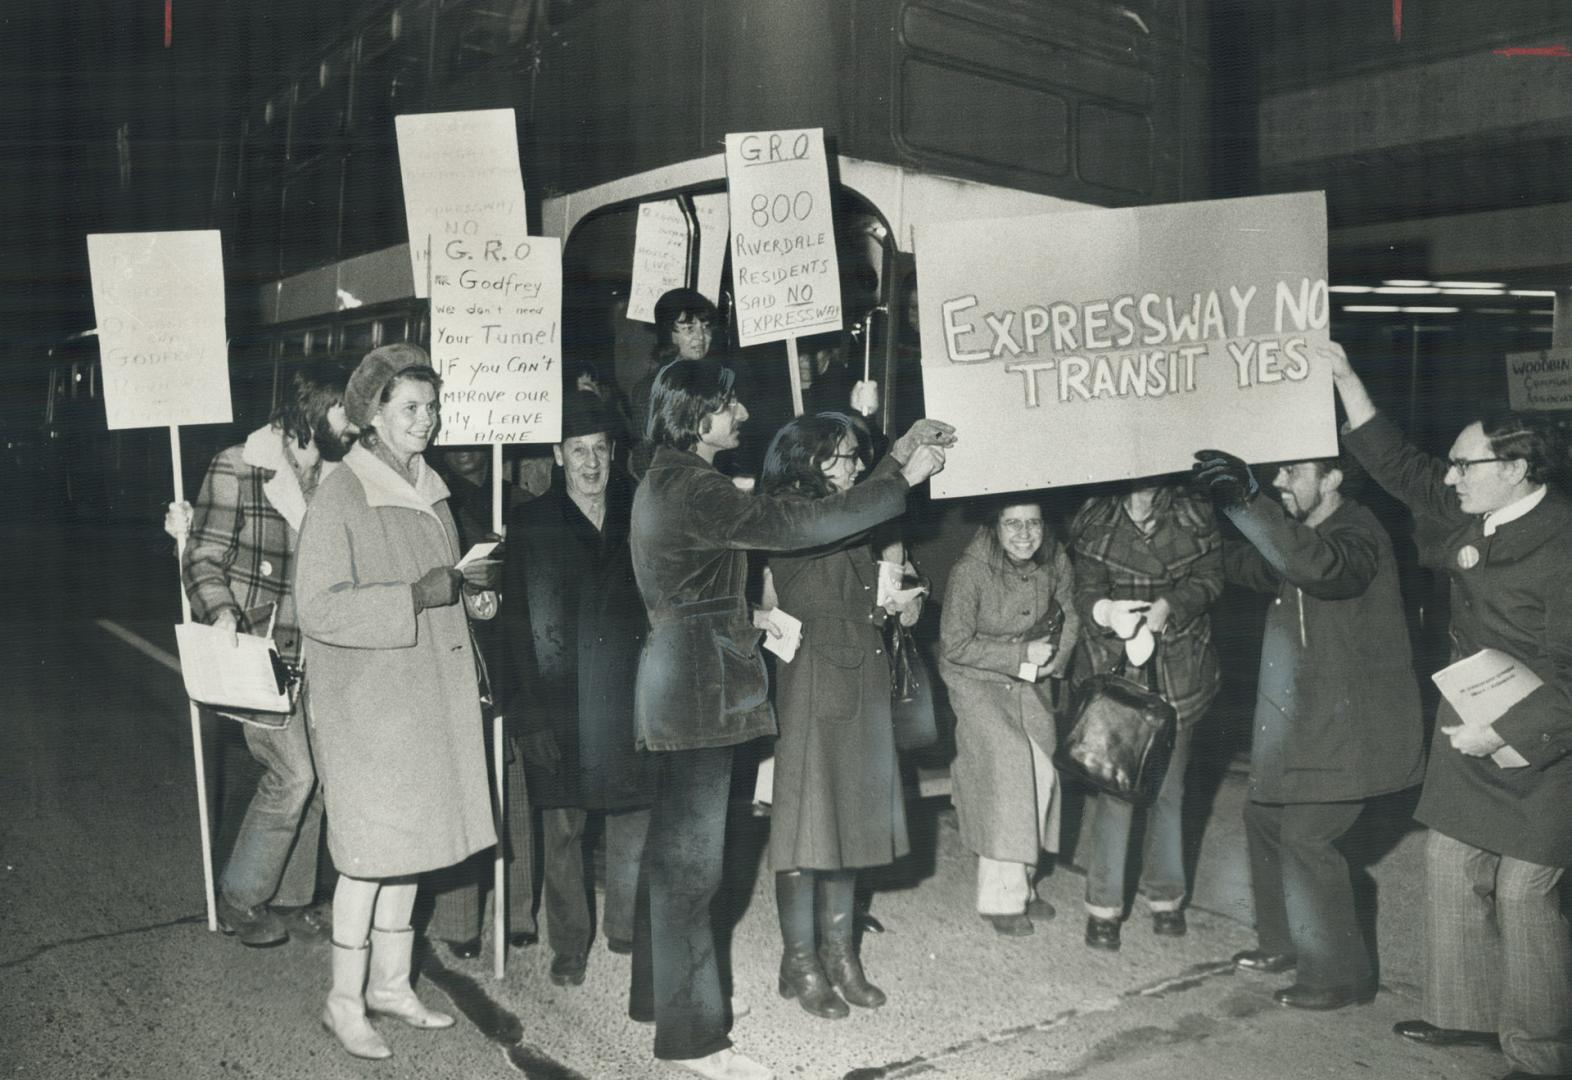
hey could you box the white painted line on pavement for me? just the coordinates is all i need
[93,618,181,674]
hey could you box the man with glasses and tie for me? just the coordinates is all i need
[1327,342,1572,1080]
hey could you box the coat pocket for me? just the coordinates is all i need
[810,641,864,723]
[713,628,768,716]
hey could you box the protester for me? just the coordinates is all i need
[1193,447,1424,1009]
[423,444,536,960]
[629,288,720,440]
[294,343,501,1061]
[502,390,653,986]
[1328,342,1572,1078]
[627,358,952,1080]
[172,361,355,948]
[1070,480,1222,951]
[760,414,924,1020]
[939,499,1078,937]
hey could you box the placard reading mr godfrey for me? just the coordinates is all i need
[914,191,1337,500]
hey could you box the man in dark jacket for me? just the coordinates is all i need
[1195,448,1424,1012]
[1329,342,1572,1080]
[503,391,653,987]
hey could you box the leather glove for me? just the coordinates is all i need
[1092,598,1150,640]
[517,727,562,773]
[1192,448,1259,507]
[461,559,502,594]
[412,566,462,611]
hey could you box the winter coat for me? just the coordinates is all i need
[768,529,907,871]
[1221,493,1425,803]
[1345,413,1572,866]
[294,444,497,877]
[1070,493,1223,727]
[502,475,653,810]
[939,528,1080,863]
[629,445,910,752]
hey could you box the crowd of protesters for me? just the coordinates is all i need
[171,301,1572,1080]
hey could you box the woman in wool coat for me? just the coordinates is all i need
[295,345,500,1061]
[940,499,1079,937]
[763,414,924,1020]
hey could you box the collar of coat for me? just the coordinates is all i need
[241,423,339,532]
[1469,488,1572,562]
[342,442,450,521]
[646,444,714,474]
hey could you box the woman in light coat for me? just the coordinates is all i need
[295,344,500,1060]
[939,500,1079,936]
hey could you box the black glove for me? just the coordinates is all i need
[1191,449,1259,507]
[412,566,462,611]
[516,727,562,774]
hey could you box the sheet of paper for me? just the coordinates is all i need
[753,754,775,805]
[174,622,291,715]
[1431,647,1541,768]
[1017,661,1040,682]
[455,541,500,569]
[760,607,803,664]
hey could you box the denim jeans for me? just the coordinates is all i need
[1083,726,1192,919]
[542,805,651,955]
[218,712,323,910]
[629,745,736,1061]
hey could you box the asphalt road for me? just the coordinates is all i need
[0,550,1508,1079]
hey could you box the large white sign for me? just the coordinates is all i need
[724,128,841,346]
[627,194,730,324]
[430,228,562,445]
[87,231,232,431]
[1506,348,1572,411]
[396,109,528,299]
[915,192,1336,499]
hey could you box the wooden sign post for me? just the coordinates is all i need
[88,230,234,933]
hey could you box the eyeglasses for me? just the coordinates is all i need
[1001,518,1045,534]
[1446,456,1509,475]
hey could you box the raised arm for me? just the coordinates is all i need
[1224,497,1379,601]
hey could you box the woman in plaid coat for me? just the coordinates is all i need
[1070,482,1222,951]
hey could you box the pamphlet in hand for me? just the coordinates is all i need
[1431,648,1540,768]
[175,622,293,716]
[455,541,501,569]
[877,560,928,610]
[760,607,803,664]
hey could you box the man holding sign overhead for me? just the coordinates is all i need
[1330,343,1572,1079]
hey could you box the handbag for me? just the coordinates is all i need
[887,619,937,751]
[1056,648,1176,804]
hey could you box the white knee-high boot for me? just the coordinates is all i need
[322,938,392,1060]
[364,926,455,1029]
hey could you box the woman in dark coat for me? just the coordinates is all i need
[1070,481,1222,952]
[762,415,922,1020]
[627,359,952,1080]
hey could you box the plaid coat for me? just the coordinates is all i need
[1069,491,1223,726]
[184,425,325,667]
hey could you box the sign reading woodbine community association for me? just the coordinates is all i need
[724,128,841,347]
[87,230,233,431]
[430,228,562,445]
[627,194,729,323]
[396,109,528,300]
[1506,348,1572,411]
[915,192,1336,499]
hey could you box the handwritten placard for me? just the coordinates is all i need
[627,194,730,323]
[915,192,1335,499]
[724,128,841,346]
[396,109,528,299]
[87,231,232,431]
[429,228,562,445]
[1506,348,1572,411]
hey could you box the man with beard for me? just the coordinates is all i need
[170,361,357,946]
[1192,448,1424,1010]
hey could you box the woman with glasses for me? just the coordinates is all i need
[759,414,925,1020]
[939,499,1080,936]
[1328,342,1572,1080]
[630,288,720,441]
[1070,480,1222,952]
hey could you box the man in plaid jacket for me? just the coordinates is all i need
[172,361,355,946]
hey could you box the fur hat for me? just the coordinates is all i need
[345,343,432,427]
